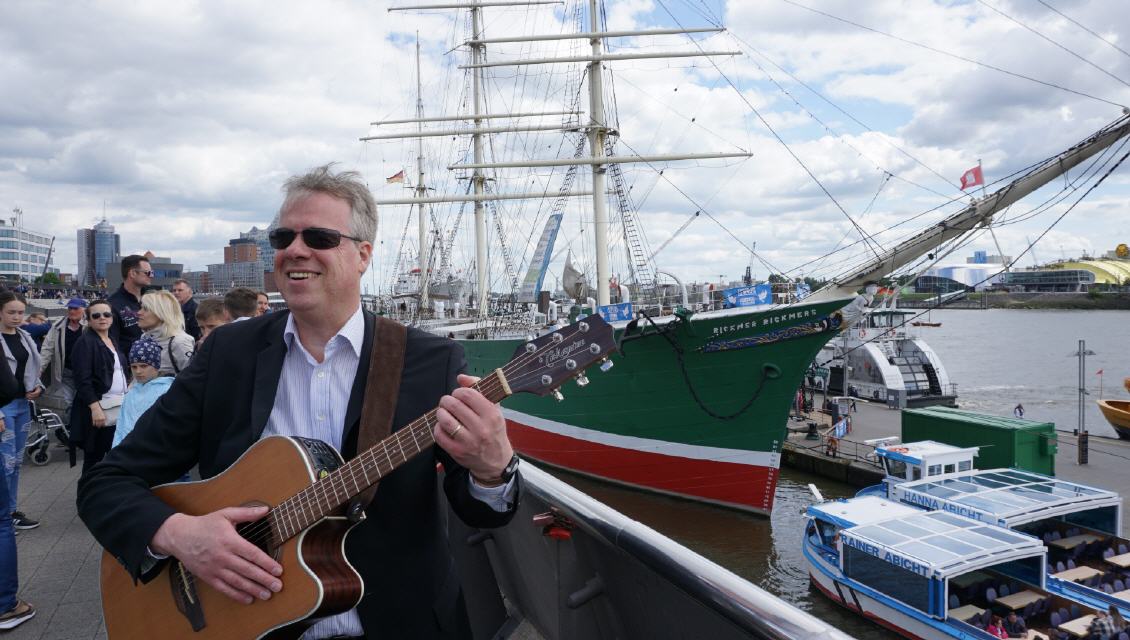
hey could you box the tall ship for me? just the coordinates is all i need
[366,1,1130,514]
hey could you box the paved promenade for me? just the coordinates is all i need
[8,448,105,640]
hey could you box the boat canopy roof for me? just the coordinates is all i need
[876,440,979,467]
[892,468,1122,532]
[839,506,1046,580]
[807,495,922,530]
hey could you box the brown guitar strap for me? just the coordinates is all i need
[354,316,407,509]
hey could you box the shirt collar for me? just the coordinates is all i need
[282,304,365,358]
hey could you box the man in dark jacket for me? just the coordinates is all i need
[170,279,199,341]
[77,164,519,639]
[108,255,152,357]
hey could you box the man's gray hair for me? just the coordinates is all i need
[276,163,378,243]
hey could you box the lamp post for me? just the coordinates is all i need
[1069,339,1096,464]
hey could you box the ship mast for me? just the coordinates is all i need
[587,0,610,307]
[414,35,431,310]
[812,113,1130,299]
[382,0,750,315]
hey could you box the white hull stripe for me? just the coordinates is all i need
[503,408,781,469]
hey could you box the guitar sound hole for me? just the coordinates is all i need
[236,516,280,562]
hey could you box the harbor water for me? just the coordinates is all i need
[920,309,1130,439]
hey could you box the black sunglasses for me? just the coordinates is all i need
[268,227,364,250]
[90,312,112,320]
[133,269,154,277]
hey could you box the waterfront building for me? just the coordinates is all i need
[995,258,1130,292]
[914,251,1011,293]
[0,209,54,282]
[76,228,95,286]
[207,261,263,291]
[93,217,121,281]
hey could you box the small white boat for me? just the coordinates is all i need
[805,495,1104,639]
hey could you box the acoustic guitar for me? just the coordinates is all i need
[99,316,617,639]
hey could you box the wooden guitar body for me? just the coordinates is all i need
[100,436,364,640]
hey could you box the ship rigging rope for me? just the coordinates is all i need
[815,144,1130,369]
[1037,0,1130,62]
[976,0,1130,89]
[654,0,887,263]
[778,0,1127,109]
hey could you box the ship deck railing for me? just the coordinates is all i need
[446,461,858,640]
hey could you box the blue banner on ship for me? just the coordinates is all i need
[597,301,634,323]
[723,284,772,308]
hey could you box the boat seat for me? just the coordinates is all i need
[1050,612,1062,628]
[1103,547,1116,559]
[1055,561,1067,573]
[985,587,997,603]
[1058,607,1069,622]
[1119,543,1128,555]
[1103,583,1114,593]
[1069,604,1080,620]
[1066,559,1076,570]
[1115,579,1126,591]
[948,594,959,609]
[1050,531,1062,541]
[999,585,1010,597]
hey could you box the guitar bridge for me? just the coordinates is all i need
[168,560,206,632]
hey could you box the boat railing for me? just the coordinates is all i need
[446,461,858,640]
[791,433,885,469]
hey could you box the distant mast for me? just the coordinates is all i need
[378,1,749,317]
[414,34,431,310]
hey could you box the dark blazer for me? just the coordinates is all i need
[77,310,517,639]
[69,330,129,451]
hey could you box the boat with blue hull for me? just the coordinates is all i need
[867,441,1130,618]
[803,495,1113,639]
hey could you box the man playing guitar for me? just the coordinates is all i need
[78,164,520,639]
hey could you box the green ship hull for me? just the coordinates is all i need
[459,297,852,514]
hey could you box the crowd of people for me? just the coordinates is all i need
[0,258,278,630]
[1,164,519,637]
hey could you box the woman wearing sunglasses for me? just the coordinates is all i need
[68,300,130,472]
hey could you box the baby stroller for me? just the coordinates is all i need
[23,401,69,466]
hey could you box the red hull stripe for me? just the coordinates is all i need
[506,418,778,512]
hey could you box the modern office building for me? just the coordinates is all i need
[914,252,1012,293]
[93,217,121,281]
[224,237,259,264]
[0,209,54,282]
[76,228,96,286]
[207,261,264,291]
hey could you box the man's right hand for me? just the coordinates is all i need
[150,506,283,605]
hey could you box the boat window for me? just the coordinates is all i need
[958,460,972,472]
[853,525,909,547]
[843,545,930,612]
[1062,506,1119,536]
[807,521,823,548]
[884,458,907,478]
[816,519,840,547]
[928,464,942,477]
[912,467,922,480]
[943,464,955,474]
[991,556,1043,587]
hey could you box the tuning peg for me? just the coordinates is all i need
[575,374,590,387]
[552,389,565,402]
[599,358,614,372]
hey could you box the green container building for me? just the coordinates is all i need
[901,407,1057,476]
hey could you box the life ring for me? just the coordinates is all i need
[886,446,909,454]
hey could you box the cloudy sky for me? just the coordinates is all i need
[4,0,1130,292]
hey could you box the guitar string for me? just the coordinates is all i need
[235,325,607,547]
[247,333,602,547]
[243,325,595,544]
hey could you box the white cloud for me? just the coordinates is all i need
[3,0,1130,287]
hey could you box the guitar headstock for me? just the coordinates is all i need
[503,315,618,398]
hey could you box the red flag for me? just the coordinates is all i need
[959,165,983,190]
[1096,369,1103,375]
[386,170,405,184]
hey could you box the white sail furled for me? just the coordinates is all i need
[518,213,564,303]
[563,252,588,299]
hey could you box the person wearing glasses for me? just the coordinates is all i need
[79,164,519,640]
[108,255,153,358]
[68,300,129,472]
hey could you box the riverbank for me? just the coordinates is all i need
[899,291,1130,310]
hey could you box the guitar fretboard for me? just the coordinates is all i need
[266,370,509,543]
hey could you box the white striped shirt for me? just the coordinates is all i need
[261,305,513,639]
